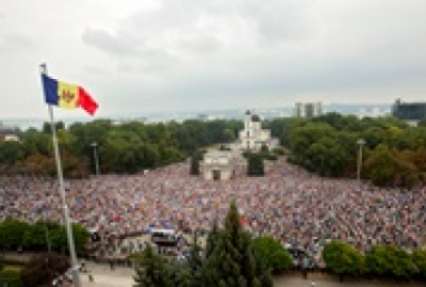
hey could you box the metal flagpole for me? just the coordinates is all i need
[91,142,100,176]
[40,63,81,287]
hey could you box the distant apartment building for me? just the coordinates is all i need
[392,99,426,126]
[295,102,323,118]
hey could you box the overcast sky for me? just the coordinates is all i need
[1,0,426,119]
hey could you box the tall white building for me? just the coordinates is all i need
[295,102,323,118]
[239,110,272,151]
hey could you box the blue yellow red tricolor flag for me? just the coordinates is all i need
[41,74,99,115]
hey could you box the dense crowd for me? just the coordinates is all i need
[0,157,425,266]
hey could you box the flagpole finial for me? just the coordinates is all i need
[40,63,47,74]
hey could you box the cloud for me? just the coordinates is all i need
[1,0,426,119]
[82,28,142,57]
[0,33,33,52]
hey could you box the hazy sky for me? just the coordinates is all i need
[1,0,426,118]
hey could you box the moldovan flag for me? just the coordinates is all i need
[42,74,99,115]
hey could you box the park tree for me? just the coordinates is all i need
[0,219,30,250]
[247,153,265,176]
[365,245,417,279]
[101,130,148,173]
[0,141,24,166]
[21,153,56,176]
[133,244,173,287]
[305,137,350,177]
[190,151,203,175]
[412,249,426,280]
[49,223,89,255]
[202,201,272,287]
[222,128,236,143]
[186,233,203,286]
[252,236,293,273]
[21,130,52,157]
[22,222,51,251]
[322,240,364,280]
[42,121,65,134]
[365,145,419,187]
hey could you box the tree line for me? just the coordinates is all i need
[323,240,426,281]
[0,219,89,255]
[2,113,425,187]
[0,119,242,177]
[266,113,426,188]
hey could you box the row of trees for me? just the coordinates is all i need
[0,219,89,255]
[0,119,242,177]
[323,240,426,281]
[266,113,426,187]
[133,202,293,287]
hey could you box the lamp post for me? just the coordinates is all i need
[91,142,100,176]
[357,139,366,183]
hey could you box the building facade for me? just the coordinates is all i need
[295,102,323,118]
[392,99,426,125]
[239,110,273,151]
[201,150,234,181]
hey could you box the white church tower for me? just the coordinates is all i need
[239,110,272,151]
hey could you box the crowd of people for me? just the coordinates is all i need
[0,157,425,266]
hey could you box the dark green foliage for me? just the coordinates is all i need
[21,253,69,287]
[0,268,22,287]
[272,147,286,156]
[412,249,426,279]
[365,145,420,188]
[186,232,203,286]
[49,223,90,255]
[247,153,265,176]
[201,202,273,287]
[133,244,173,287]
[133,202,273,287]
[0,219,30,250]
[322,241,364,277]
[2,119,243,177]
[42,121,65,134]
[0,141,24,166]
[268,113,426,187]
[190,151,203,175]
[0,220,89,255]
[365,245,417,279]
[322,242,426,281]
[252,236,293,273]
[288,122,354,177]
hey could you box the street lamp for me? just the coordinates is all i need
[91,142,100,176]
[356,139,366,183]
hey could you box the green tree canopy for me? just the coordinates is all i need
[247,153,265,176]
[322,240,365,278]
[133,244,173,287]
[252,236,293,273]
[365,245,417,279]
